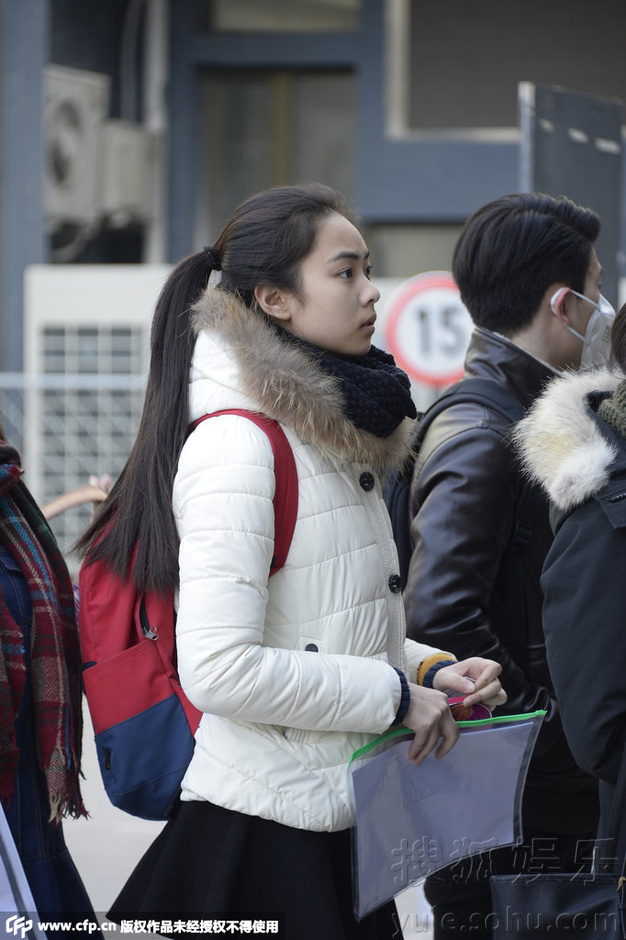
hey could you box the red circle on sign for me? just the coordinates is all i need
[386,272,468,387]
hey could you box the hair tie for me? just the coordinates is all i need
[203,245,221,271]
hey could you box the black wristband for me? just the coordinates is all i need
[391,667,411,726]
[422,659,456,689]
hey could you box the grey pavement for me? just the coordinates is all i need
[63,709,165,935]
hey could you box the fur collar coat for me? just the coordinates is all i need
[172,288,443,832]
[514,368,623,513]
[191,288,415,473]
[515,369,626,800]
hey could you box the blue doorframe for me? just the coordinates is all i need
[167,0,519,260]
[356,0,518,221]
[0,0,48,372]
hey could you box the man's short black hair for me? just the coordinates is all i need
[452,193,601,336]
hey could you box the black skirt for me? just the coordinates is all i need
[108,799,398,940]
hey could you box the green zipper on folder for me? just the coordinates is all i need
[349,710,547,768]
[455,709,547,729]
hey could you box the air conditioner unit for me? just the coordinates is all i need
[101,119,157,227]
[45,65,111,229]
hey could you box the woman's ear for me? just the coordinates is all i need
[254,285,294,322]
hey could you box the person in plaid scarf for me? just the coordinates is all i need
[0,425,100,935]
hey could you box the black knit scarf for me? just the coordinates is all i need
[278,331,417,438]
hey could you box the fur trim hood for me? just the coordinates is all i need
[192,288,415,473]
[514,367,622,512]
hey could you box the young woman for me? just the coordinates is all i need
[79,184,504,939]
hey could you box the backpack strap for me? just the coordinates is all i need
[385,377,534,592]
[422,377,527,427]
[410,378,543,672]
[419,380,541,534]
[188,410,298,576]
[399,378,529,476]
[443,380,545,551]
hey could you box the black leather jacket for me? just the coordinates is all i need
[405,328,598,833]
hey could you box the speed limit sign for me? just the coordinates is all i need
[385,272,473,387]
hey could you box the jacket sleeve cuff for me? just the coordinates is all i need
[416,653,456,687]
[391,668,411,726]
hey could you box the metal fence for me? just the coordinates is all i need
[0,372,146,574]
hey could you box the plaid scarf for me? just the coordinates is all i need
[0,440,85,822]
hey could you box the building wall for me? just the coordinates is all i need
[408,0,626,130]
[1,0,625,374]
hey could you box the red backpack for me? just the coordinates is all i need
[78,410,298,820]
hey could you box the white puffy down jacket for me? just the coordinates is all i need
[173,291,448,832]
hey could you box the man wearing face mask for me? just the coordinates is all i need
[549,286,615,368]
[403,193,608,940]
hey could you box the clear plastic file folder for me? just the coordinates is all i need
[349,712,545,920]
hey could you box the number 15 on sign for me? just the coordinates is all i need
[385,272,473,388]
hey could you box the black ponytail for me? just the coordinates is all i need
[77,251,216,592]
[78,183,352,592]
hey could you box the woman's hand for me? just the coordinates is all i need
[402,683,459,765]
[432,657,507,711]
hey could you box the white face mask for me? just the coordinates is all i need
[550,288,615,368]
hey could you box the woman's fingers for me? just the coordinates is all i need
[403,682,460,765]
[408,710,459,765]
[433,658,505,709]
[463,679,505,707]
[398,659,507,769]
[434,710,460,759]
[408,725,440,764]
[480,688,508,709]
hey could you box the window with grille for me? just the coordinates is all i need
[38,324,146,553]
[23,264,170,562]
